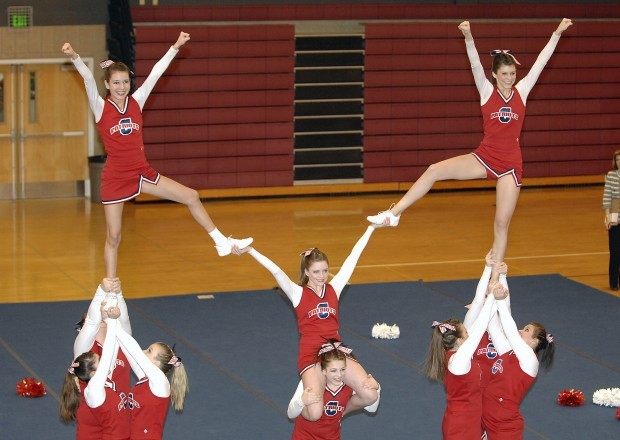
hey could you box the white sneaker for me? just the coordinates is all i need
[367,208,400,227]
[215,237,253,256]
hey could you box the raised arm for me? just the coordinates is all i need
[85,308,120,408]
[463,251,494,329]
[234,246,303,307]
[516,18,572,102]
[449,295,497,375]
[132,31,190,109]
[495,299,539,377]
[116,327,170,398]
[62,42,105,121]
[459,21,493,104]
[330,226,375,296]
[73,279,118,357]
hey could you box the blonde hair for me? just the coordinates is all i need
[154,342,189,411]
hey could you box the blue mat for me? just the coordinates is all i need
[1,275,618,439]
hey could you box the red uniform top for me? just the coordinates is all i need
[76,342,131,438]
[91,341,131,395]
[295,284,340,374]
[97,97,159,204]
[473,87,526,185]
[442,351,484,440]
[474,331,499,390]
[291,383,353,440]
[129,377,171,440]
[482,351,536,438]
[77,380,131,440]
[76,380,103,440]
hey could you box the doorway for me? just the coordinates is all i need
[0,59,93,199]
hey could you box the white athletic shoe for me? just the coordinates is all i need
[215,237,254,256]
[367,207,400,227]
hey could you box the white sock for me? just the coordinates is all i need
[208,228,227,245]
[364,385,381,413]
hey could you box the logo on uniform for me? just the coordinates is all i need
[110,117,140,135]
[324,400,345,416]
[490,106,519,123]
[308,302,336,319]
[492,358,504,375]
[118,392,140,410]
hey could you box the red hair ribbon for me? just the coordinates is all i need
[431,321,456,334]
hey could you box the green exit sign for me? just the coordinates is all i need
[8,6,33,29]
[11,14,29,28]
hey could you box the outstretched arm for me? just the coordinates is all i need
[463,251,494,329]
[62,42,105,121]
[85,307,120,408]
[330,226,376,296]
[133,31,190,108]
[449,295,497,375]
[517,18,572,102]
[458,21,493,104]
[234,245,304,307]
[116,327,170,398]
[73,279,118,358]
[495,298,539,377]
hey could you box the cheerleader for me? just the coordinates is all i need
[61,32,252,279]
[423,284,498,439]
[114,326,189,439]
[287,340,380,439]
[232,226,382,421]
[368,19,573,285]
[483,270,555,439]
[60,305,130,439]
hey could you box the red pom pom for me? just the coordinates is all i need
[616,407,620,420]
[16,377,46,398]
[557,388,585,407]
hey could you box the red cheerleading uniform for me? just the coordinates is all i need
[97,97,159,204]
[295,284,341,375]
[442,351,484,440]
[291,383,353,440]
[91,340,131,395]
[474,331,499,390]
[472,88,526,186]
[129,377,171,440]
[77,380,131,440]
[482,351,536,439]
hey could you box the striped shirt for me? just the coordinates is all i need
[602,170,620,209]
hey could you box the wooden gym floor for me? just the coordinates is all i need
[1,185,615,304]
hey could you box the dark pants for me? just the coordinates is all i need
[609,225,620,288]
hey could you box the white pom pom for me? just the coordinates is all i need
[592,388,620,407]
[371,323,400,339]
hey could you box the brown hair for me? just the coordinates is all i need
[529,322,555,370]
[103,61,132,83]
[59,352,98,423]
[612,150,620,170]
[319,340,349,371]
[153,342,189,411]
[423,319,464,382]
[298,248,329,285]
[491,52,517,84]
